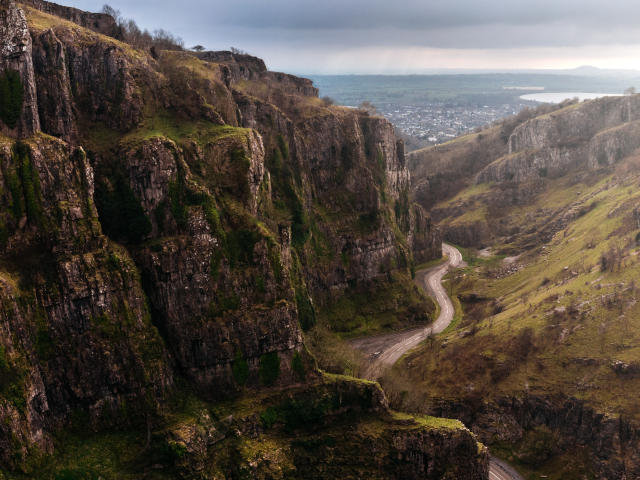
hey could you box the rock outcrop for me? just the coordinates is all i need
[20,0,118,36]
[0,0,39,137]
[477,96,640,184]
[432,394,640,480]
[166,375,489,480]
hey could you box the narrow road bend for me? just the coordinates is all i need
[351,243,463,379]
[351,243,524,480]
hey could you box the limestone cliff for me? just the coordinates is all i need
[478,95,640,184]
[0,2,471,479]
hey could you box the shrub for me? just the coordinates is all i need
[0,70,23,129]
[267,139,310,248]
[54,469,100,480]
[226,229,260,267]
[15,143,42,225]
[102,5,183,51]
[357,210,380,233]
[0,345,9,373]
[208,293,240,318]
[232,350,249,385]
[203,199,223,238]
[597,151,608,167]
[260,407,278,429]
[276,135,289,160]
[259,351,280,386]
[600,246,623,272]
[168,180,189,229]
[95,172,151,243]
[279,397,330,432]
[292,351,305,381]
[6,169,23,219]
[5,143,43,226]
[516,425,557,465]
[295,290,316,331]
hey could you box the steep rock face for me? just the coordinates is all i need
[507,96,639,154]
[49,29,148,132]
[0,135,172,467]
[121,136,179,233]
[477,96,640,184]
[0,2,452,475]
[31,28,77,142]
[103,128,304,394]
[432,394,640,479]
[199,50,318,98]
[0,0,40,137]
[290,112,407,290]
[136,219,304,394]
[25,5,162,139]
[0,277,52,467]
[290,420,488,480]
[408,204,442,263]
[237,92,440,293]
[197,50,268,81]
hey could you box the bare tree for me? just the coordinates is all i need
[191,45,205,52]
[321,96,335,106]
[101,4,121,22]
[102,4,183,51]
[359,101,377,115]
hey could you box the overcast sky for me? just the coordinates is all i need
[65,0,640,74]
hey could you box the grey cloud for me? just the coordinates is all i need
[64,0,640,72]
[68,0,640,49]
[212,0,638,31]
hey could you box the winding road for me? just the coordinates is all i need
[351,243,523,480]
[351,243,463,379]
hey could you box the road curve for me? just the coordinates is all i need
[351,243,524,480]
[489,456,524,480]
[351,243,463,379]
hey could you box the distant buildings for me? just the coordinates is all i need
[379,102,528,145]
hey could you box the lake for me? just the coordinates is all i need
[520,92,624,103]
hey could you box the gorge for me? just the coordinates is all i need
[3,1,640,479]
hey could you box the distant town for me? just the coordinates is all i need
[378,102,529,145]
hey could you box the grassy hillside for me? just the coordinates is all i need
[399,128,640,477]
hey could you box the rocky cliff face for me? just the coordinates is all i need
[0,0,39,137]
[167,376,489,480]
[0,135,172,469]
[478,96,640,184]
[432,394,640,479]
[0,1,463,478]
